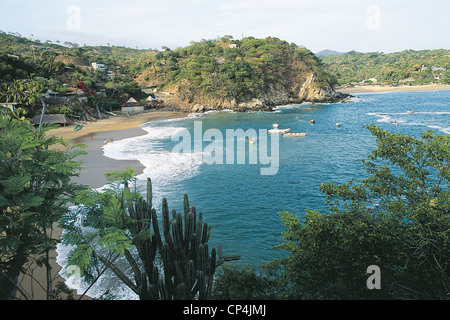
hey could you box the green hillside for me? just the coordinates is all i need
[3,30,449,118]
[320,49,450,86]
[0,31,151,118]
[136,36,341,110]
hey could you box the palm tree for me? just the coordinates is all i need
[5,80,27,104]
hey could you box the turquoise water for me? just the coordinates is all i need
[57,90,450,298]
[121,90,450,265]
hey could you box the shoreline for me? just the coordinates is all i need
[337,84,450,94]
[17,109,187,300]
[47,109,188,188]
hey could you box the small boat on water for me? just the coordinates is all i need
[283,132,307,137]
[269,122,290,134]
[336,122,342,127]
[310,119,316,124]
[393,120,399,126]
[407,110,415,114]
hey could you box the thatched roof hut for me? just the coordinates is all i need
[32,114,74,126]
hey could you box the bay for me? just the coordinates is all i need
[57,89,450,298]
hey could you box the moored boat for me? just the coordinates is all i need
[269,122,290,134]
[283,132,307,137]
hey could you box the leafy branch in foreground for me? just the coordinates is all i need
[0,115,85,300]
[267,125,449,299]
[60,169,240,300]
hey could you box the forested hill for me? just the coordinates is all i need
[0,32,346,114]
[135,36,346,111]
[320,49,450,86]
[0,31,153,118]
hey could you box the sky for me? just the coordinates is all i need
[0,0,449,53]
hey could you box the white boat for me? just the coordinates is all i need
[407,110,415,114]
[283,132,307,137]
[336,122,342,127]
[269,122,290,134]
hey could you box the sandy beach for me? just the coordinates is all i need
[16,109,187,300]
[47,110,188,188]
[337,83,450,94]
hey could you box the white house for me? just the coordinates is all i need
[92,62,107,71]
[0,102,18,112]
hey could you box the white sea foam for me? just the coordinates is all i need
[427,125,450,134]
[272,103,315,113]
[56,118,202,299]
[55,203,140,299]
[366,112,400,123]
[103,123,202,196]
[367,111,450,134]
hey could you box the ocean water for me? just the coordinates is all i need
[56,89,450,299]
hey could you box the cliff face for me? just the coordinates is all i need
[173,73,348,112]
[137,37,348,112]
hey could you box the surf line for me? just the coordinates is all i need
[171,120,280,175]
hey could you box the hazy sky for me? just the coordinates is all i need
[1,0,449,53]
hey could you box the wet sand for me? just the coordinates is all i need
[48,110,188,188]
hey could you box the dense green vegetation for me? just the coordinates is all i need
[139,36,337,105]
[0,115,85,299]
[321,49,450,86]
[0,31,148,118]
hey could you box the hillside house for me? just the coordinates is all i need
[45,90,60,99]
[92,62,107,71]
[0,102,18,112]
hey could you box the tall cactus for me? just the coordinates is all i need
[125,178,240,300]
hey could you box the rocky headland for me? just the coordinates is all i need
[136,37,350,113]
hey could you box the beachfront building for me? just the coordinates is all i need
[31,114,74,127]
[121,97,144,113]
[145,95,162,108]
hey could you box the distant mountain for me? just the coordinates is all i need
[316,49,346,57]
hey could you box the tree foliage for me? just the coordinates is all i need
[144,36,337,105]
[0,115,85,299]
[267,125,449,299]
[211,264,279,300]
[321,49,450,85]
